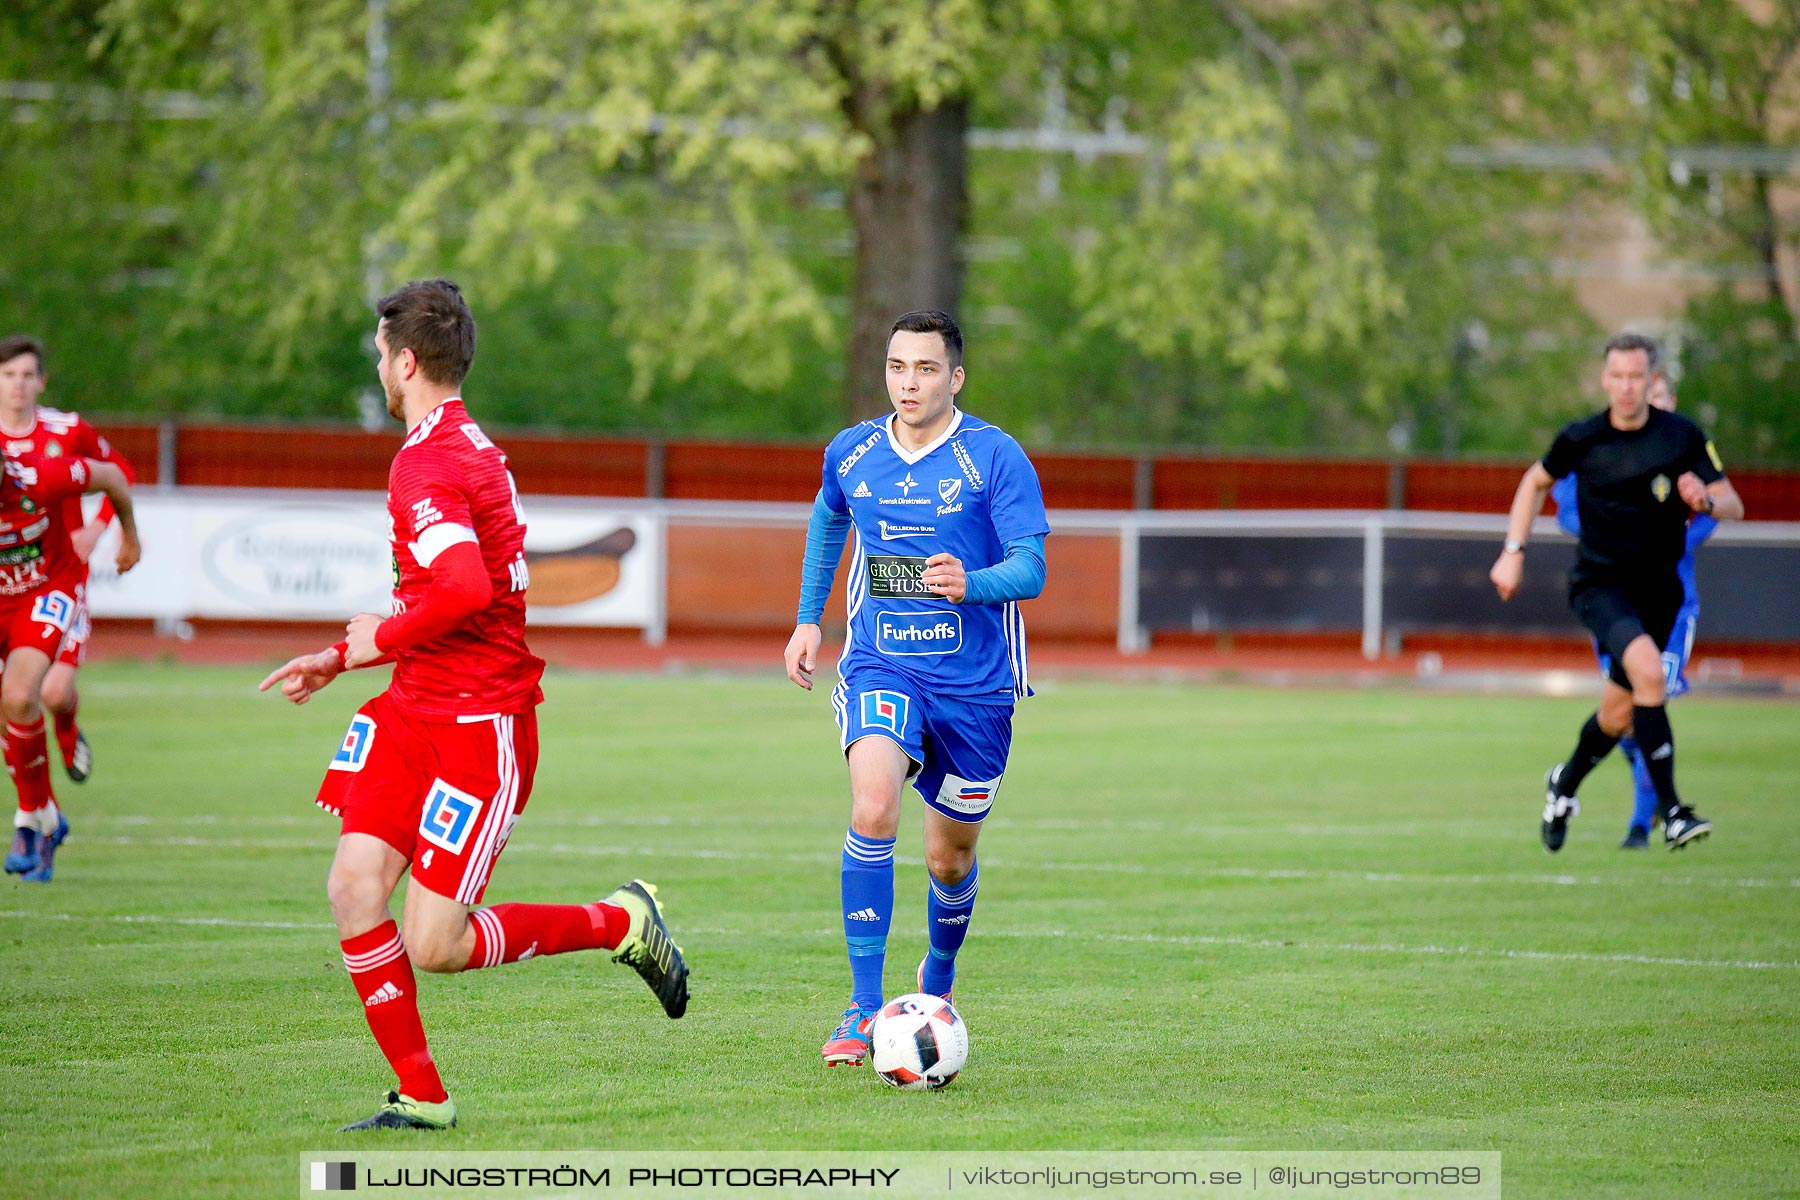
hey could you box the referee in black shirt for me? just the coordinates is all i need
[1490,333,1744,852]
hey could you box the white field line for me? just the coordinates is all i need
[81,834,1800,891]
[95,812,1519,837]
[0,910,1791,972]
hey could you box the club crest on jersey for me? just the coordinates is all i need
[1651,474,1671,503]
[329,714,377,773]
[859,689,910,736]
[937,478,961,506]
[419,779,484,855]
[937,771,1002,816]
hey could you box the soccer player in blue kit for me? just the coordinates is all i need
[783,310,1049,1067]
[1550,370,1715,849]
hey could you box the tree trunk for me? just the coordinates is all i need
[843,95,969,422]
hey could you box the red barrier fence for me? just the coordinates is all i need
[84,418,1800,519]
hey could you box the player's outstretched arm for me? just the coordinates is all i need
[259,647,345,706]
[785,623,823,691]
[80,459,141,573]
[1490,462,1554,602]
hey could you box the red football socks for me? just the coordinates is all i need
[464,902,629,969]
[341,921,447,1104]
[52,703,79,770]
[5,720,53,812]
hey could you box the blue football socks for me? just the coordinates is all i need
[841,830,895,1011]
[923,858,978,996]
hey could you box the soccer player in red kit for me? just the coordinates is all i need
[0,448,140,882]
[259,280,689,1132]
[0,335,138,784]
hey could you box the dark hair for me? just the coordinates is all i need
[1602,332,1658,373]
[888,309,963,369]
[0,334,46,372]
[376,279,476,387]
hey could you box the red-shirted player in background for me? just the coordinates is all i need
[259,280,689,1132]
[0,444,140,882]
[0,335,137,786]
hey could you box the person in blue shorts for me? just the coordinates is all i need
[783,309,1049,1067]
[1549,371,1715,849]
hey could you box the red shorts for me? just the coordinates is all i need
[0,586,77,663]
[55,585,89,668]
[316,691,539,906]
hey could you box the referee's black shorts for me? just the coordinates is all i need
[1570,577,1682,689]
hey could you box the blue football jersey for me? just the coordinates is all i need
[820,410,1050,703]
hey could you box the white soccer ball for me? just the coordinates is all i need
[870,993,968,1090]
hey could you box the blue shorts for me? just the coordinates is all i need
[1595,605,1697,699]
[831,668,1013,823]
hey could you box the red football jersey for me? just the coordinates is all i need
[384,399,545,719]
[0,408,134,580]
[0,455,91,598]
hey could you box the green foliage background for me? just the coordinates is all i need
[2,1,1795,461]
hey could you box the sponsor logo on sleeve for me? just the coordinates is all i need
[1706,440,1724,472]
[460,423,496,451]
[876,610,963,656]
[837,429,883,476]
[867,555,931,597]
[936,771,1002,815]
[951,440,984,491]
[409,496,444,532]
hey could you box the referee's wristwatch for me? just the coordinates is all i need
[1502,539,1526,555]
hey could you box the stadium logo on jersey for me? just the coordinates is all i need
[852,481,871,498]
[409,496,444,531]
[419,779,484,856]
[460,423,496,452]
[837,429,883,477]
[1651,474,1671,503]
[867,555,930,597]
[951,440,984,491]
[859,689,910,736]
[876,520,936,542]
[877,611,963,656]
[937,771,1001,816]
[937,478,961,506]
[29,590,73,632]
[329,714,377,773]
[4,440,32,455]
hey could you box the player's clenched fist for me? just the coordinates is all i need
[1489,551,1523,602]
[258,648,343,705]
[921,553,967,603]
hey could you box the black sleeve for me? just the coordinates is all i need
[1541,426,1579,480]
[1687,426,1725,484]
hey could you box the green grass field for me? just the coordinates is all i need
[4,663,1797,1198]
